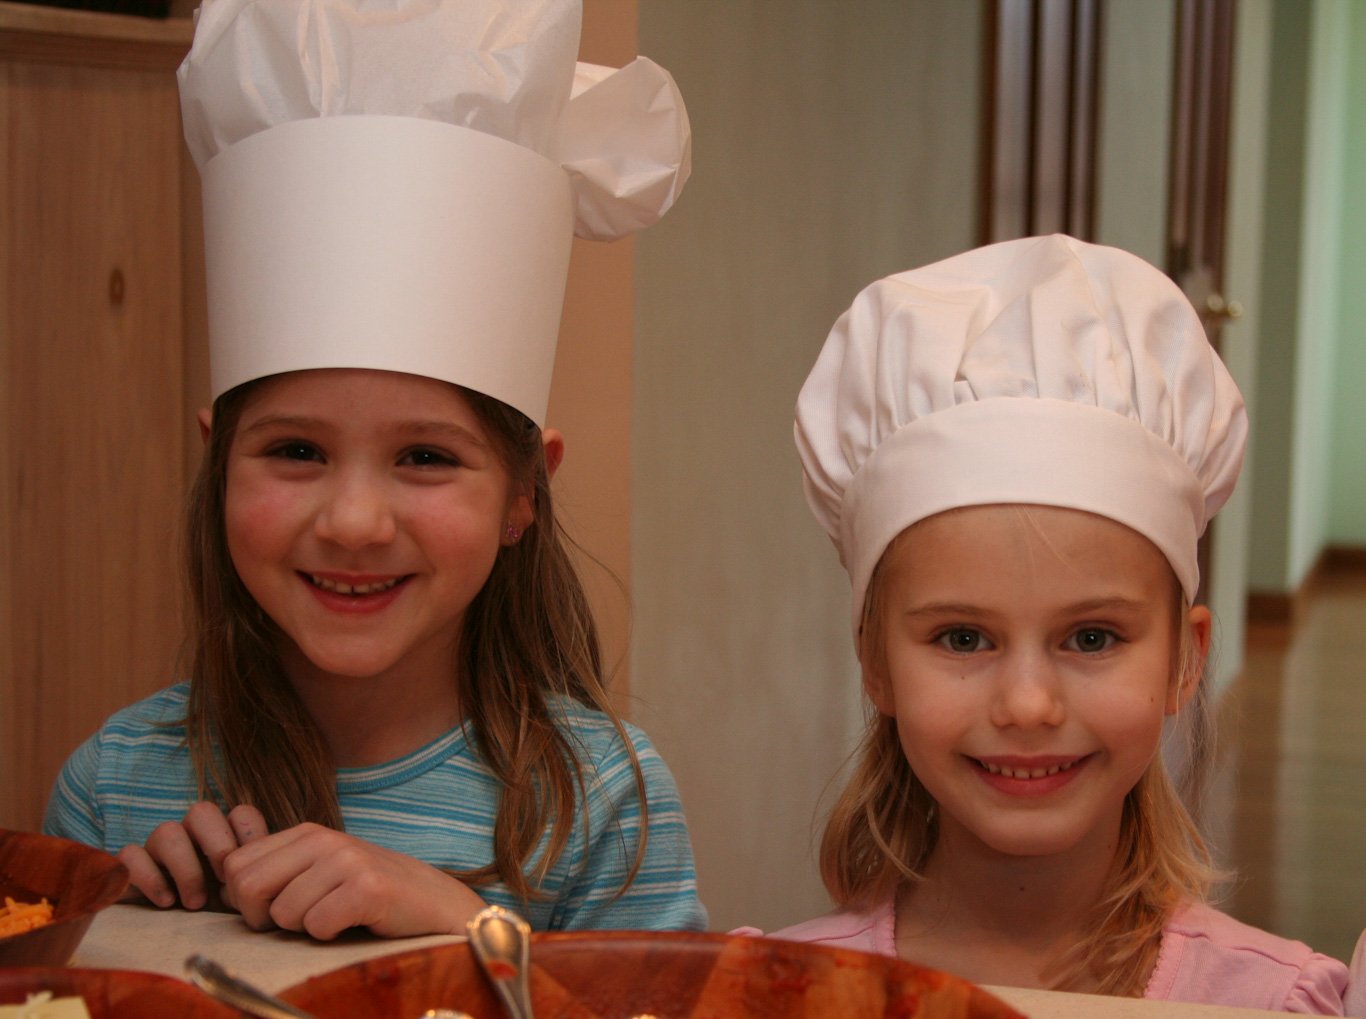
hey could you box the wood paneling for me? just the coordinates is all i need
[0,10,194,832]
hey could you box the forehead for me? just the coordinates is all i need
[237,368,481,429]
[882,504,1177,602]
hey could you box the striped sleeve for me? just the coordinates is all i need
[42,685,199,854]
[551,721,707,932]
[43,729,106,847]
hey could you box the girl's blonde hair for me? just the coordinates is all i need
[180,379,646,902]
[821,525,1217,997]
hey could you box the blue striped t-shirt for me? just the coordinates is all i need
[44,683,707,932]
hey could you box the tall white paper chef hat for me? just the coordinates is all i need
[795,234,1248,636]
[179,0,690,425]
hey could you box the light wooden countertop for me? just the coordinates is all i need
[71,904,1286,1018]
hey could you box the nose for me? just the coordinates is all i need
[314,470,397,549]
[989,650,1066,730]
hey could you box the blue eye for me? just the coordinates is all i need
[1067,628,1117,653]
[937,628,991,653]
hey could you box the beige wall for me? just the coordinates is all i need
[1094,0,1175,270]
[633,1,985,933]
[544,0,639,701]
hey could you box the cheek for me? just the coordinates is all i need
[407,491,504,551]
[887,673,976,751]
[224,475,307,565]
[1076,675,1170,767]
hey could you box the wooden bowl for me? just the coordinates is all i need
[0,829,129,967]
[281,931,1025,1018]
[0,968,241,1018]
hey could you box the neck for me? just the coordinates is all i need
[280,640,463,769]
[895,807,1123,989]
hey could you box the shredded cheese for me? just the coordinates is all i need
[0,896,55,937]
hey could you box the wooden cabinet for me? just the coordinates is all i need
[0,3,200,832]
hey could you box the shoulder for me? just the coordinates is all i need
[1147,902,1347,1013]
[539,698,704,932]
[549,697,674,793]
[764,898,896,957]
[87,683,194,765]
[552,697,656,759]
[44,683,197,851]
[100,682,192,736]
[59,682,191,771]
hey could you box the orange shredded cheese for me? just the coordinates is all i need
[0,896,55,937]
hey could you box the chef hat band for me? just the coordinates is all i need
[795,235,1248,637]
[179,0,690,424]
[836,398,1206,624]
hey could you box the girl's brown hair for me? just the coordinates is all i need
[181,377,646,901]
[821,522,1217,997]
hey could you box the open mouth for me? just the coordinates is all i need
[302,573,409,597]
[972,756,1089,779]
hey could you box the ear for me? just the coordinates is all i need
[861,648,896,718]
[503,429,565,544]
[1167,603,1212,715]
[542,427,565,481]
[197,407,213,446]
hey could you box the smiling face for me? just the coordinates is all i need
[864,504,1209,861]
[223,369,530,685]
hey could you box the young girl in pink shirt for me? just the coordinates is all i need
[775,234,1347,1010]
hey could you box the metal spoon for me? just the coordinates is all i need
[466,905,534,1019]
[185,955,319,1019]
[187,955,472,1019]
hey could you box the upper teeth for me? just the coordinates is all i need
[310,575,402,596]
[980,759,1079,779]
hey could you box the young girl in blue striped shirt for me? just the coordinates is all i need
[44,0,704,938]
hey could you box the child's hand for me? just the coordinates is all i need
[116,801,268,911]
[220,823,487,940]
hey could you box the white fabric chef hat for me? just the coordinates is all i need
[795,234,1248,636]
[179,0,691,425]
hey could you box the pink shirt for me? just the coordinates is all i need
[762,898,1348,1013]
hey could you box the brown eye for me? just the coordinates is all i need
[271,441,322,462]
[400,447,458,468]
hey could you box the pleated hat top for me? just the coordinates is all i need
[794,234,1248,634]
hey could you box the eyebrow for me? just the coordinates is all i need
[240,415,488,447]
[902,603,991,618]
[1062,597,1151,615]
[902,597,1151,618]
[239,414,328,436]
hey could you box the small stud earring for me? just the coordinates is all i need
[505,524,522,543]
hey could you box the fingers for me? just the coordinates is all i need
[222,825,489,940]
[116,843,176,908]
[267,857,354,940]
[117,802,263,913]
[227,803,268,845]
[181,801,239,885]
[223,822,319,931]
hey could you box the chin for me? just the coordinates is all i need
[977,825,1089,858]
[295,645,401,680]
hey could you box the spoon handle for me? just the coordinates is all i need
[186,954,319,1019]
[467,906,534,1019]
